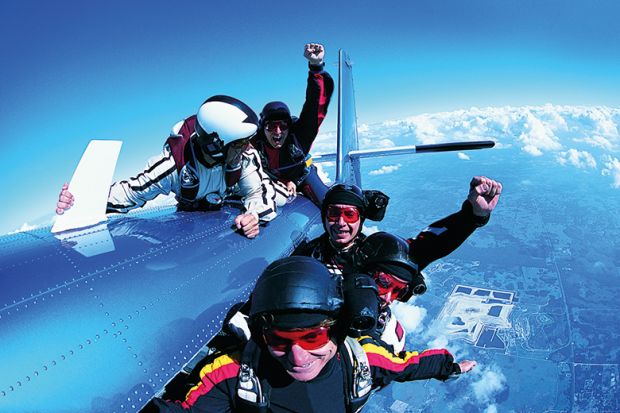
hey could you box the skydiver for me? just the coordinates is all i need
[294,176,501,271]
[147,256,476,412]
[292,177,502,349]
[56,95,281,239]
[357,232,429,352]
[227,43,334,206]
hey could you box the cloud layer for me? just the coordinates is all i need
[315,104,620,187]
[470,364,508,412]
[369,164,401,176]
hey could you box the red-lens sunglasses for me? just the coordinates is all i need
[326,206,360,223]
[265,120,289,132]
[371,271,410,300]
[263,325,332,351]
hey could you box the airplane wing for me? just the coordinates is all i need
[0,201,324,413]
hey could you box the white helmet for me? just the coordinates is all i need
[195,95,258,159]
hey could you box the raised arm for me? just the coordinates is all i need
[294,43,335,152]
[408,176,502,270]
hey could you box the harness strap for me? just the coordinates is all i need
[344,337,373,397]
[342,338,373,413]
[235,340,270,413]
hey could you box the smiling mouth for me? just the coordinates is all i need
[332,228,350,237]
[290,360,316,371]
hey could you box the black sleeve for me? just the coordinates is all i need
[408,201,490,271]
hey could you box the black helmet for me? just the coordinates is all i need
[195,95,259,159]
[322,184,390,224]
[322,183,368,219]
[259,101,293,129]
[250,256,343,328]
[359,232,426,300]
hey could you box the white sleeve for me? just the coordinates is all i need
[233,147,287,222]
[106,146,178,213]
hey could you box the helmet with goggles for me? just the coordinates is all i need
[250,256,379,340]
[195,95,259,160]
[259,101,293,129]
[321,183,390,226]
[358,232,426,301]
[321,183,367,223]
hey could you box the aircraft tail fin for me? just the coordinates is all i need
[335,49,361,187]
[312,50,495,188]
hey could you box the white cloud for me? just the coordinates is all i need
[391,301,427,333]
[426,334,449,350]
[484,404,499,413]
[313,131,337,154]
[353,104,618,156]
[457,152,470,160]
[314,163,332,184]
[471,364,507,404]
[359,137,395,150]
[8,222,39,234]
[406,114,446,144]
[602,155,620,188]
[556,149,597,169]
[369,164,401,176]
[362,225,380,235]
[575,135,615,151]
[517,110,563,156]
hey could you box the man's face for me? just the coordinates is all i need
[265,325,338,382]
[370,270,410,309]
[264,120,289,149]
[324,204,362,247]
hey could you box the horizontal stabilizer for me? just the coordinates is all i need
[413,140,495,153]
[313,140,495,162]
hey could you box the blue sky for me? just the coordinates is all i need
[1,0,619,234]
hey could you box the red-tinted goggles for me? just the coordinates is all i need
[326,206,360,223]
[265,120,289,132]
[263,325,332,351]
[371,271,410,300]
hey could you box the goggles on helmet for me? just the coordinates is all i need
[263,323,334,351]
[194,129,225,156]
[265,120,289,133]
[326,205,360,223]
[371,271,410,301]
